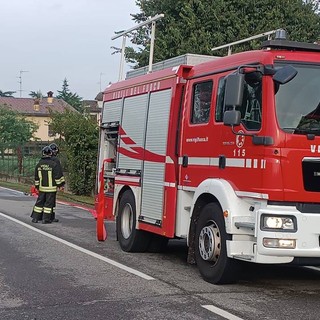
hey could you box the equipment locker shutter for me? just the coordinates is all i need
[118,94,148,171]
[101,100,122,124]
[140,89,172,223]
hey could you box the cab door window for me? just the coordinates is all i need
[240,73,262,130]
[191,81,213,124]
[215,77,226,122]
[215,73,262,130]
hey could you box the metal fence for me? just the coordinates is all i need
[0,142,48,184]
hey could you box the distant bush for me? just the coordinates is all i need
[49,109,98,196]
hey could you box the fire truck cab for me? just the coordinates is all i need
[97,36,320,284]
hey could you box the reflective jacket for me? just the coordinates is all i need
[34,156,65,192]
[51,155,64,177]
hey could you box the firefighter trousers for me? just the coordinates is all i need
[50,192,57,220]
[31,191,56,221]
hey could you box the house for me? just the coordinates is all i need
[0,96,76,142]
[81,93,103,123]
[95,92,103,109]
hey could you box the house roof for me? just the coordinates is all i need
[82,99,100,113]
[0,97,77,116]
[95,92,103,101]
[82,99,98,108]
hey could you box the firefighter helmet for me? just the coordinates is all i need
[49,143,59,155]
[42,146,52,157]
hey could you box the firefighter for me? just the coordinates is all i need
[49,143,64,222]
[31,146,65,224]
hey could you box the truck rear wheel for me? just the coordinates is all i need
[195,203,239,284]
[117,190,150,252]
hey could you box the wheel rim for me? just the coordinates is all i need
[121,203,134,239]
[198,221,221,263]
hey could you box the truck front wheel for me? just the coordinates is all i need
[195,203,239,284]
[117,190,150,252]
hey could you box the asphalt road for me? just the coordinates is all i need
[1,186,320,320]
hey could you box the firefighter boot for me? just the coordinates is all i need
[51,212,59,223]
[42,213,52,224]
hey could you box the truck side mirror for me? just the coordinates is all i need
[224,73,245,107]
[273,65,297,84]
[223,110,241,126]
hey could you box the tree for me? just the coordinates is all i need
[0,106,38,172]
[29,91,43,99]
[125,0,320,67]
[0,90,15,97]
[49,109,98,195]
[56,78,83,112]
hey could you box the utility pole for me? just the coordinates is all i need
[18,70,29,97]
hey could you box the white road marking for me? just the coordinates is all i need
[0,186,25,194]
[0,211,155,281]
[304,266,320,272]
[202,305,245,320]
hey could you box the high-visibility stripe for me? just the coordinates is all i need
[226,158,245,168]
[43,207,52,214]
[48,170,53,188]
[178,185,196,191]
[235,191,268,199]
[164,182,176,187]
[178,156,266,169]
[33,206,43,213]
[55,177,65,184]
[115,176,140,183]
[39,186,57,192]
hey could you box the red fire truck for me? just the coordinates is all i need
[96,32,320,284]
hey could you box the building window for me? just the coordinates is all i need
[48,124,55,137]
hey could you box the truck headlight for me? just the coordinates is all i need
[261,215,296,232]
[263,238,296,249]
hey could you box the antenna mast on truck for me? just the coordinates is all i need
[111,13,164,81]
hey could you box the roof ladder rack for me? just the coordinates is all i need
[211,29,285,56]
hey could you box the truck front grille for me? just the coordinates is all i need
[302,158,320,192]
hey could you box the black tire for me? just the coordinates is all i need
[116,190,150,252]
[195,202,240,284]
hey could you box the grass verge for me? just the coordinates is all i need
[0,180,95,208]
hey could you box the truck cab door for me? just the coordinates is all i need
[179,78,223,188]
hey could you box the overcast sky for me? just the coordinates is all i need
[0,0,139,100]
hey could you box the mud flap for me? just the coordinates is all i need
[96,162,107,241]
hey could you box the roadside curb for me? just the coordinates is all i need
[56,199,97,218]
[0,186,98,219]
[28,185,97,218]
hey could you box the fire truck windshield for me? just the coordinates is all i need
[275,63,320,135]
